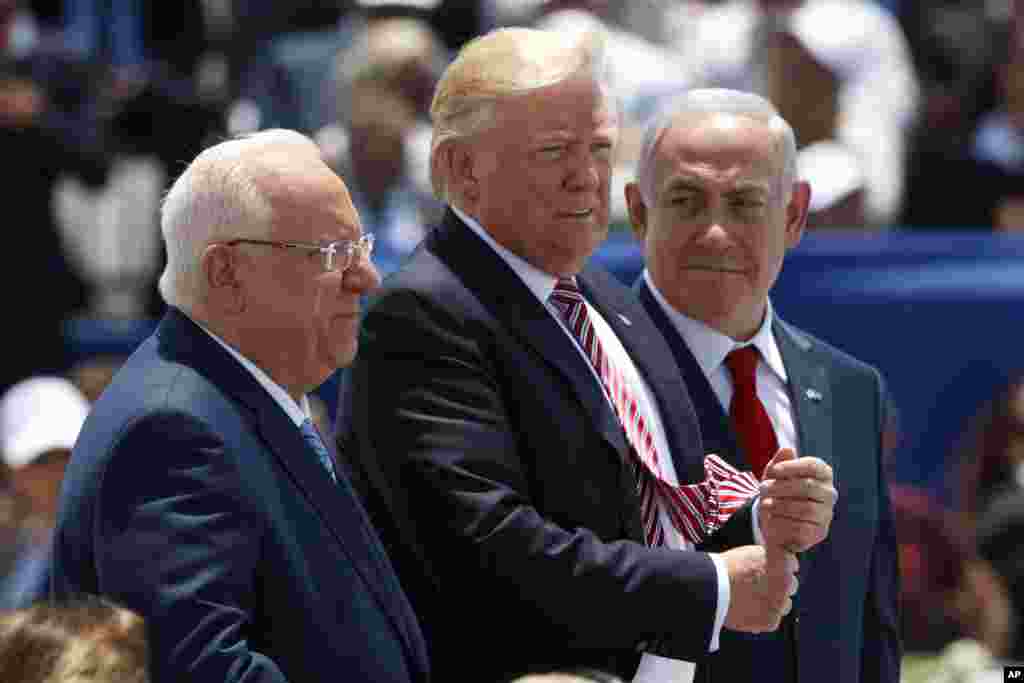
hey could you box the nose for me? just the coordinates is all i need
[343,255,381,293]
[564,148,602,192]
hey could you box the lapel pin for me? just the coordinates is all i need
[617,313,632,327]
[805,388,823,402]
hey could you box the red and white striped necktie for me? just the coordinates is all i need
[549,277,759,547]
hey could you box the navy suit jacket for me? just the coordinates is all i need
[636,278,902,683]
[51,308,429,683]
[337,211,757,682]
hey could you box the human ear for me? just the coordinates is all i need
[785,181,811,248]
[625,182,648,242]
[201,244,245,314]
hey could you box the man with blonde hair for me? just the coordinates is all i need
[51,129,429,683]
[339,28,835,682]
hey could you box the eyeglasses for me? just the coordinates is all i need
[219,234,375,273]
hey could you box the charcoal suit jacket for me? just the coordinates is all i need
[636,277,901,683]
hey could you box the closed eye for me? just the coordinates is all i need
[536,145,566,161]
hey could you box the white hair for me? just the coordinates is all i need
[634,89,797,206]
[428,27,615,202]
[157,129,319,311]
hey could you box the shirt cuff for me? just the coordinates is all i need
[708,552,730,652]
[752,496,765,546]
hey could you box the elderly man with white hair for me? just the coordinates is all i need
[50,129,429,683]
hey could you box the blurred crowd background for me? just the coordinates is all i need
[1,0,1023,680]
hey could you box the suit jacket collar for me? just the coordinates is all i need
[772,317,834,480]
[635,278,834,476]
[428,210,704,482]
[154,308,424,662]
[636,279,746,471]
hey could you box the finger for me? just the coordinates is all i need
[764,457,833,482]
[761,497,834,524]
[760,478,837,503]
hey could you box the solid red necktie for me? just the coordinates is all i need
[724,345,779,479]
[550,277,758,546]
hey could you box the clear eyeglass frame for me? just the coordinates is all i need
[218,233,375,273]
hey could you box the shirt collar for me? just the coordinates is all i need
[193,318,311,427]
[643,269,787,383]
[452,205,559,304]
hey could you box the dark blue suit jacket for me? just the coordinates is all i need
[636,278,902,683]
[51,308,429,683]
[338,211,757,682]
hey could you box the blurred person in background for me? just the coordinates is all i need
[318,15,447,273]
[967,37,1024,231]
[893,484,1014,683]
[0,595,148,683]
[796,140,868,230]
[682,0,920,228]
[1,0,110,394]
[898,0,1010,231]
[950,374,1024,531]
[0,376,90,609]
[975,488,1024,666]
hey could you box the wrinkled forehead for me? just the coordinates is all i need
[256,156,362,242]
[653,113,784,190]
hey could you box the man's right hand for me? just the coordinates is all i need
[720,544,798,633]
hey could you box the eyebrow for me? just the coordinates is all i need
[661,178,771,196]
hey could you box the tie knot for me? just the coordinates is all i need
[724,345,760,387]
[550,276,583,315]
[552,275,583,298]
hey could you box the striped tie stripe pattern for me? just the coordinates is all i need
[550,277,759,547]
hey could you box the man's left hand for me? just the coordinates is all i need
[758,448,837,553]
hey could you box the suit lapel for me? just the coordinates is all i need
[581,268,704,483]
[156,310,422,661]
[772,318,835,481]
[429,211,628,459]
[635,280,746,472]
[772,318,833,588]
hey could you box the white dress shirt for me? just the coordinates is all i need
[194,320,313,429]
[454,207,729,682]
[643,270,799,458]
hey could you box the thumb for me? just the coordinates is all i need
[764,542,799,575]
[763,447,797,477]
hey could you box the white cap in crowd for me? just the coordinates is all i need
[797,140,866,213]
[0,376,90,470]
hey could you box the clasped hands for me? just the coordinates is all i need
[722,448,837,633]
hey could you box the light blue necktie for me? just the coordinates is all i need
[300,418,337,483]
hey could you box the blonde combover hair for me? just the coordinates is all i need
[428,27,611,202]
[157,129,320,312]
